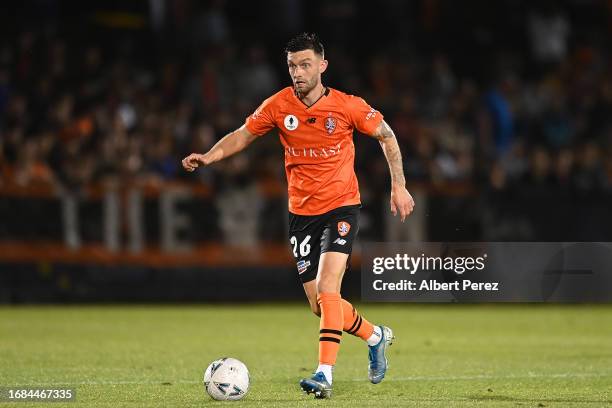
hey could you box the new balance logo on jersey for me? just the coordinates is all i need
[333,238,347,246]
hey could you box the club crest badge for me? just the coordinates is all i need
[325,117,336,134]
[284,114,298,131]
[337,221,351,237]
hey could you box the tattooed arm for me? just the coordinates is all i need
[371,120,415,222]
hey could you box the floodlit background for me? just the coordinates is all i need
[1,0,611,301]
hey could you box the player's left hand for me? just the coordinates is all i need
[390,184,415,222]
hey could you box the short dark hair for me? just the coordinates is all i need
[285,33,325,57]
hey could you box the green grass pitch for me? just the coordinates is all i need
[1,304,611,407]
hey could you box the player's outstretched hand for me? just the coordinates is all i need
[390,185,415,222]
[182,153,210,172]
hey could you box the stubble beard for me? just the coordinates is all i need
[294,77,318,99]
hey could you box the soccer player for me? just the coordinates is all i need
[182,33,414,398]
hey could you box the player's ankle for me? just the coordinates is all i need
[366,326,382,346]
[316,364,333,384]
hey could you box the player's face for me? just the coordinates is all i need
[287,49,328,94]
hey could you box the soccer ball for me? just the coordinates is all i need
[203,357,250,401]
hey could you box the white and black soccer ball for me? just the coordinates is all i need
[203,357,250,401]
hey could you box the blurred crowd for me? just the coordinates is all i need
[0,1,611,238]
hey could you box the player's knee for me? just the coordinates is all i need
[316,276,338,294]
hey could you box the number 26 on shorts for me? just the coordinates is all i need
[290,235,311,257]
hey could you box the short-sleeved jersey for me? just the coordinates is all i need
[245,86,383,216]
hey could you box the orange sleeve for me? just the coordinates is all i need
[346,96,383,136]
[245,95,277,136]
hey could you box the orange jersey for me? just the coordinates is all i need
[245,86,383,215]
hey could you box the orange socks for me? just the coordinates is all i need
[317,293,376,366]
[317,292,343,365]
[341,299,374,341]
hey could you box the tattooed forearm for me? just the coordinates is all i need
[381,139,406,187]
[374,120,406,187]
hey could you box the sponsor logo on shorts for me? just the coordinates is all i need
[337,221,351,237]
[297,260,311,274]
